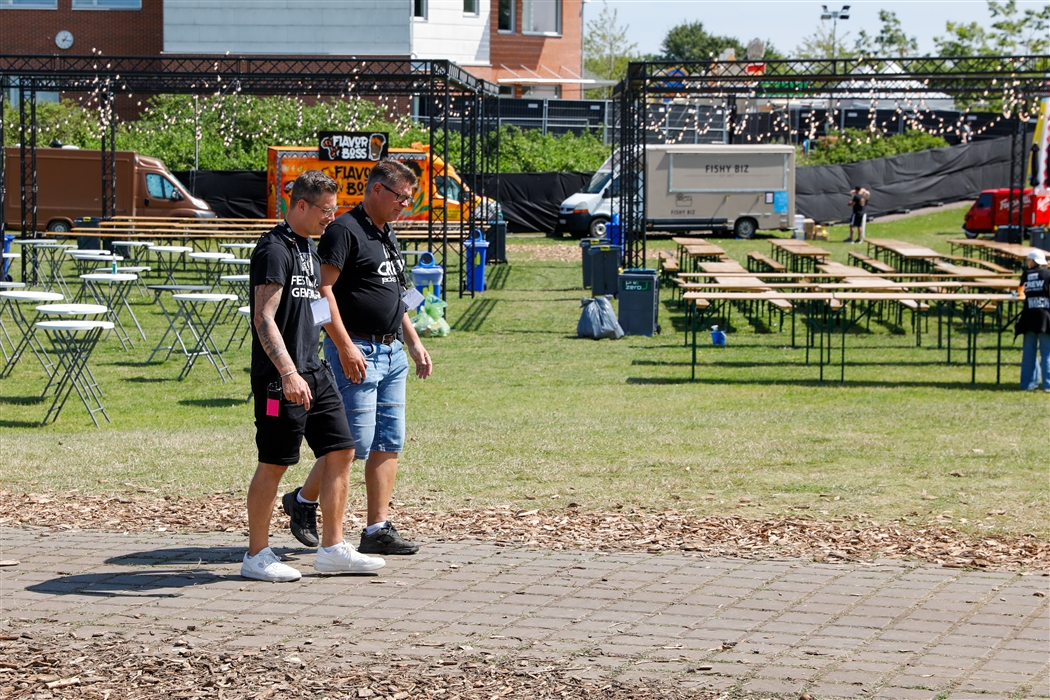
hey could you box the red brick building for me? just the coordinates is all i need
[469,0,584,99]
[0,0,162,57]
[0,0,586,99]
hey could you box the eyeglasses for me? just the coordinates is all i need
[377,181,414,206]
[306,201,338,217]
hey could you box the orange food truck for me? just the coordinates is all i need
[266,132,496,223]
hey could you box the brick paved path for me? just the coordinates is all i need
[1,528,1047,699]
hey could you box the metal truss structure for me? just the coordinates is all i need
[614,55,1050,267]
[0,55,500,298]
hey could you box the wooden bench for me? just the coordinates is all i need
[937,254,1013,274]
[848,250,896,273]
[747,251,787,273]
[657,250,680,272]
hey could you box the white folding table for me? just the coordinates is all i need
[0,290,64,378]
[171,293,237,382]
[36,319,114,427]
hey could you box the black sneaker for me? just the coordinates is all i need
[281,488,318,548]
[359,521,419,555]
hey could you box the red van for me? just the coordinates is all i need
[962,188,1050,238]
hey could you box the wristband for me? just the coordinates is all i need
[280,369,297,378]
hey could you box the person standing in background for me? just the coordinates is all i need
[845,186,870,243]
[1017,249,1050,392]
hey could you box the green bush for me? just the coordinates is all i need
[798,128,949,166]
[4,97,611,173]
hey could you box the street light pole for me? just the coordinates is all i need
[821,5,850,132]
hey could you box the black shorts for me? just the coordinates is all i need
[252,365,355,466]
[850,212,866,227]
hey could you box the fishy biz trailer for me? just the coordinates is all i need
[644,144,795,238]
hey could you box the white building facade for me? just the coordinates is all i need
[163,0,490,65]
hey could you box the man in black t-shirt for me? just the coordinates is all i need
[846,186,869,243]
[282,160,432,557]
[244,170,384,582]
[1016,249,1050,391]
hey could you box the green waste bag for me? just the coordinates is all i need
[413,293,450,337]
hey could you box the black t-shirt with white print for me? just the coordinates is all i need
[318,204,407,338]
[249,222,323,379]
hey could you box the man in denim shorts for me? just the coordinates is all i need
[244,170,385,581]
[281,159,432,556]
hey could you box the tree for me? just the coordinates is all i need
[854,10,918,57]
[660,21,745,62]
[935,0,1050,55]
[794,23,858,60]
[582,0,638,99]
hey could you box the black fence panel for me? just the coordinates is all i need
[796,137,1012,223]
[172,170,267,219]
[464,171,592,233]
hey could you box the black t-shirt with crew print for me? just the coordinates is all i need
[318,204,407,338]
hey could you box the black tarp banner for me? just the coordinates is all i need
[464,172,592,234]
[172,170,268,219]
[170,139,1012,230]
[795,137,1011,223]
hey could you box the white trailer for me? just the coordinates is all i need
[644,144,795,238]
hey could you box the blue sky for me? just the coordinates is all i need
[589,0,1048,56]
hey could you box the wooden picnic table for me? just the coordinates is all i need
[671,237,727,271]
[682,289,1019,385]
[947,238,1040,268]
[865,238,942,273]
[769,239,831,272]
[697,261,747,273]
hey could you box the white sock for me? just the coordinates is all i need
[321,542,342,553]
[296,492,318,506]
[364,521,386,535]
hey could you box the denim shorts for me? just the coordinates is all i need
[323,336,408,461]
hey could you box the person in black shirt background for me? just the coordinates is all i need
[845,186,870,243]
[244,170,385,582]
[1017,249,1050,392]
[282,160,432,557]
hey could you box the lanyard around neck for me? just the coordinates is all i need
[278,222,317,290]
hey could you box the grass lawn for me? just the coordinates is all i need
[1,207,1046,541]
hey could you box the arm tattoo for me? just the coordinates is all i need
[253,283,295,374]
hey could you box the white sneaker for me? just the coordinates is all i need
[315,541,386,573]
[241,547,301,582]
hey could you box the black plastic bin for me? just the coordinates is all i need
[995,225,1023,244]
[580,237,610,289]
[617,268,660,336]
[588,243,621,297]
[485,221,507,264]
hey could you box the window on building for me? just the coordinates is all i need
[0,0,58,8]
[72,0,141,7]
[523,0,560,35]
[413,0,426,19]
[463,0,477,14]
[498,0,514,31]
[523,84,561,98]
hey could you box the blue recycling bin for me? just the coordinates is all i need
[464,229,490,292]
[410,252,443,309]
[2,234,14,280]
[607,213,622,247]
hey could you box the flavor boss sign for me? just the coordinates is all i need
[319,132,389,161]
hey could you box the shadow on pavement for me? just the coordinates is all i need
[25,546,308,596]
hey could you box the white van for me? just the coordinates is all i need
[557,145,795,239]
[556,155,615,238]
